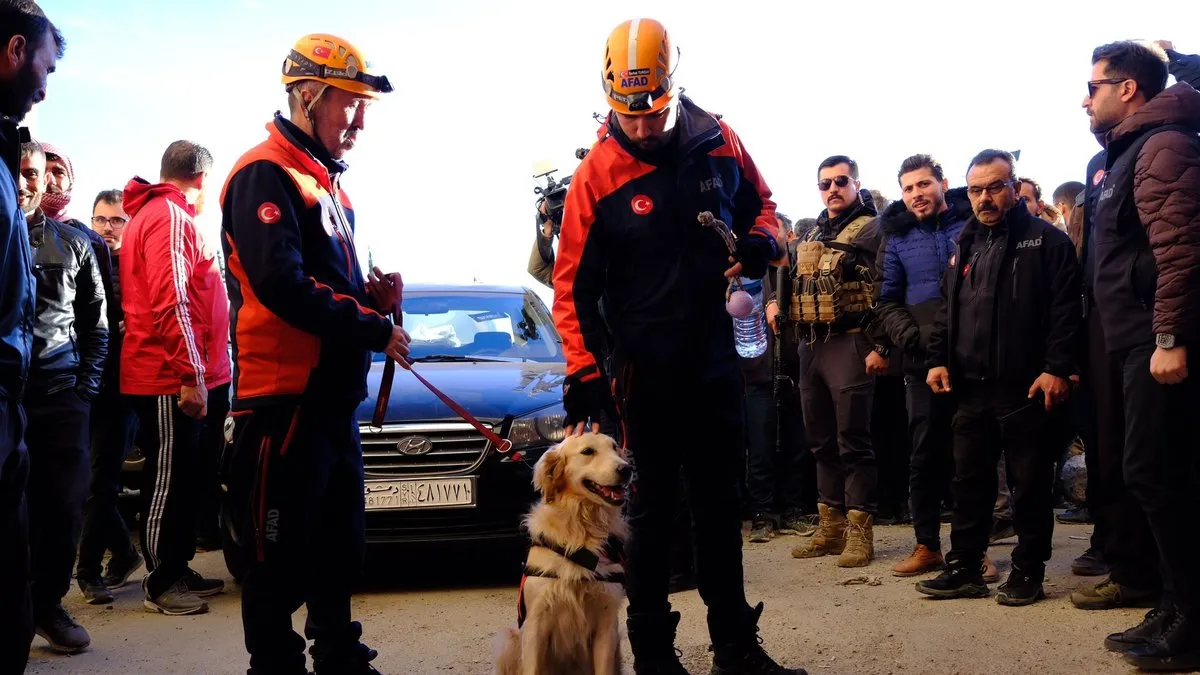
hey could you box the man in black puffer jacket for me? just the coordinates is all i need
[18,140,107,654]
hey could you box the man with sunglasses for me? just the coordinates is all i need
[1084,40,1200,670]
[790,156,883,569]
[221,33,409,675]
[76,189,143,606]
[917,149,1079,607]
[554,17,802,675]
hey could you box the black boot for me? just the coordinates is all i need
[629,611,690,675]
[1105,605,1175,652]
[1122,608,1200,672]
[309,622,381,675]
[709,602,807,675]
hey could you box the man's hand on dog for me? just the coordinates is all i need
[563,375,617,436]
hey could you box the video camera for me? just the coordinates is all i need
[534,148,589,238]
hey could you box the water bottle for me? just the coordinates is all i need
[731,277,768,358]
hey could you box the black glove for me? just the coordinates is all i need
[562,372,619,429]
[735,235,778,280]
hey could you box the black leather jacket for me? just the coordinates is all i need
[27,210,108,400]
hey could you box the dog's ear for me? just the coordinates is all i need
[533,448,566,501]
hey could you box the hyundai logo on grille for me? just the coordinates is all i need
[395,436,434,456]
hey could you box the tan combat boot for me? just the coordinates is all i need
[791,503,847,559]
[838,509,875,568]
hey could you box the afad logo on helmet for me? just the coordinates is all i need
[620,68,650,88]
[602,18,678,115]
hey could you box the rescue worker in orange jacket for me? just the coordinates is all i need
[553,18,805,675]
[220,34,410,675]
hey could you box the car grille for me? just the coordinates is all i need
[359,422,495,477]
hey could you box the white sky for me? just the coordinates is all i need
[31,0,1200,308]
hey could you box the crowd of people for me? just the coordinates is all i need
[2,2,412,674]
[3,1,1200,674]
[546,18,1200,675]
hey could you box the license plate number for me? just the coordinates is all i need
[364,477,476,510]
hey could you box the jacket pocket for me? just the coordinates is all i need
[1128,248,1157,309]
[1011,258,1020,301]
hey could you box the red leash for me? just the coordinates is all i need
[370,277,511,453]
[400,362,512,453]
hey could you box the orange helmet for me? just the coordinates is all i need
[281,33,393,98]
[601,18,678,115]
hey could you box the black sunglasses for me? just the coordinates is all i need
[1087,78,1129,98]
[818,175,853,192]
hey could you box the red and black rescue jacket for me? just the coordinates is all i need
[553,96,779,382]
[220,114,392,410]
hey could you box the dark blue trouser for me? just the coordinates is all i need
[906,377,953,551]
[0,397,32,674]
[620,363,755,657]
[25,388,92,614]
[232,402,366,675]
[77,386,138,578]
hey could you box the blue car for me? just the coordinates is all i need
[218,284,568,578]
[354,283,567,546]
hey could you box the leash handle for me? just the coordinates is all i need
[371,304,399,429]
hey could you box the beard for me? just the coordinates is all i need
[0,60,39,121]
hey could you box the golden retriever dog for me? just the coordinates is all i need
[495,432,633,675]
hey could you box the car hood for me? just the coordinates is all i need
[356,360,566,424]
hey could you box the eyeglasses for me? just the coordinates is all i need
[1087,78,1130,98]
[91,215,128,229]
[966,181,1013,198]
[818,175,853,192]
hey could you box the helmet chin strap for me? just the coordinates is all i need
[293,82,331,139]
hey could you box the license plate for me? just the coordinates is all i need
[364,477,476,510]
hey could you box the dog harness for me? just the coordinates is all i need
[516,535,626,628]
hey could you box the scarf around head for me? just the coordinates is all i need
[38,141,74,220]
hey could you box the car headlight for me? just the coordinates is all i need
[506,403,567,451]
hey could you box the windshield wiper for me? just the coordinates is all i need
[410,354,514,363]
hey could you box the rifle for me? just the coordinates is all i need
[772,261,790,455]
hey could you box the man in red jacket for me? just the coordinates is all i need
[120,140,230,616]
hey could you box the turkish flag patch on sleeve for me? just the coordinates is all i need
[257,202,282,224]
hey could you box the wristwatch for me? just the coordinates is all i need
[1156,333,1177,350]
[873,344,891,358]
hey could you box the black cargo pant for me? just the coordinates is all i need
[130,393,204,598]
[873,374,911,517]
[0,397,32,674]
[1118,343,1200,613]
[621,362,755,655]
[946,379,1057,575]
[906,374,954,551]
[1085,311,1159,590]
[797,330,877,513]
[231,402,367,674]
[77,385,139,579]
[25,388,92,615]
[744,381,814,514]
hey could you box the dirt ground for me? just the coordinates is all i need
[25,521,1149,675]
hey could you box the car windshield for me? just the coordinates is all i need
[375,292,562,363]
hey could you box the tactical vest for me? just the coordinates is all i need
[790,215,875,329]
